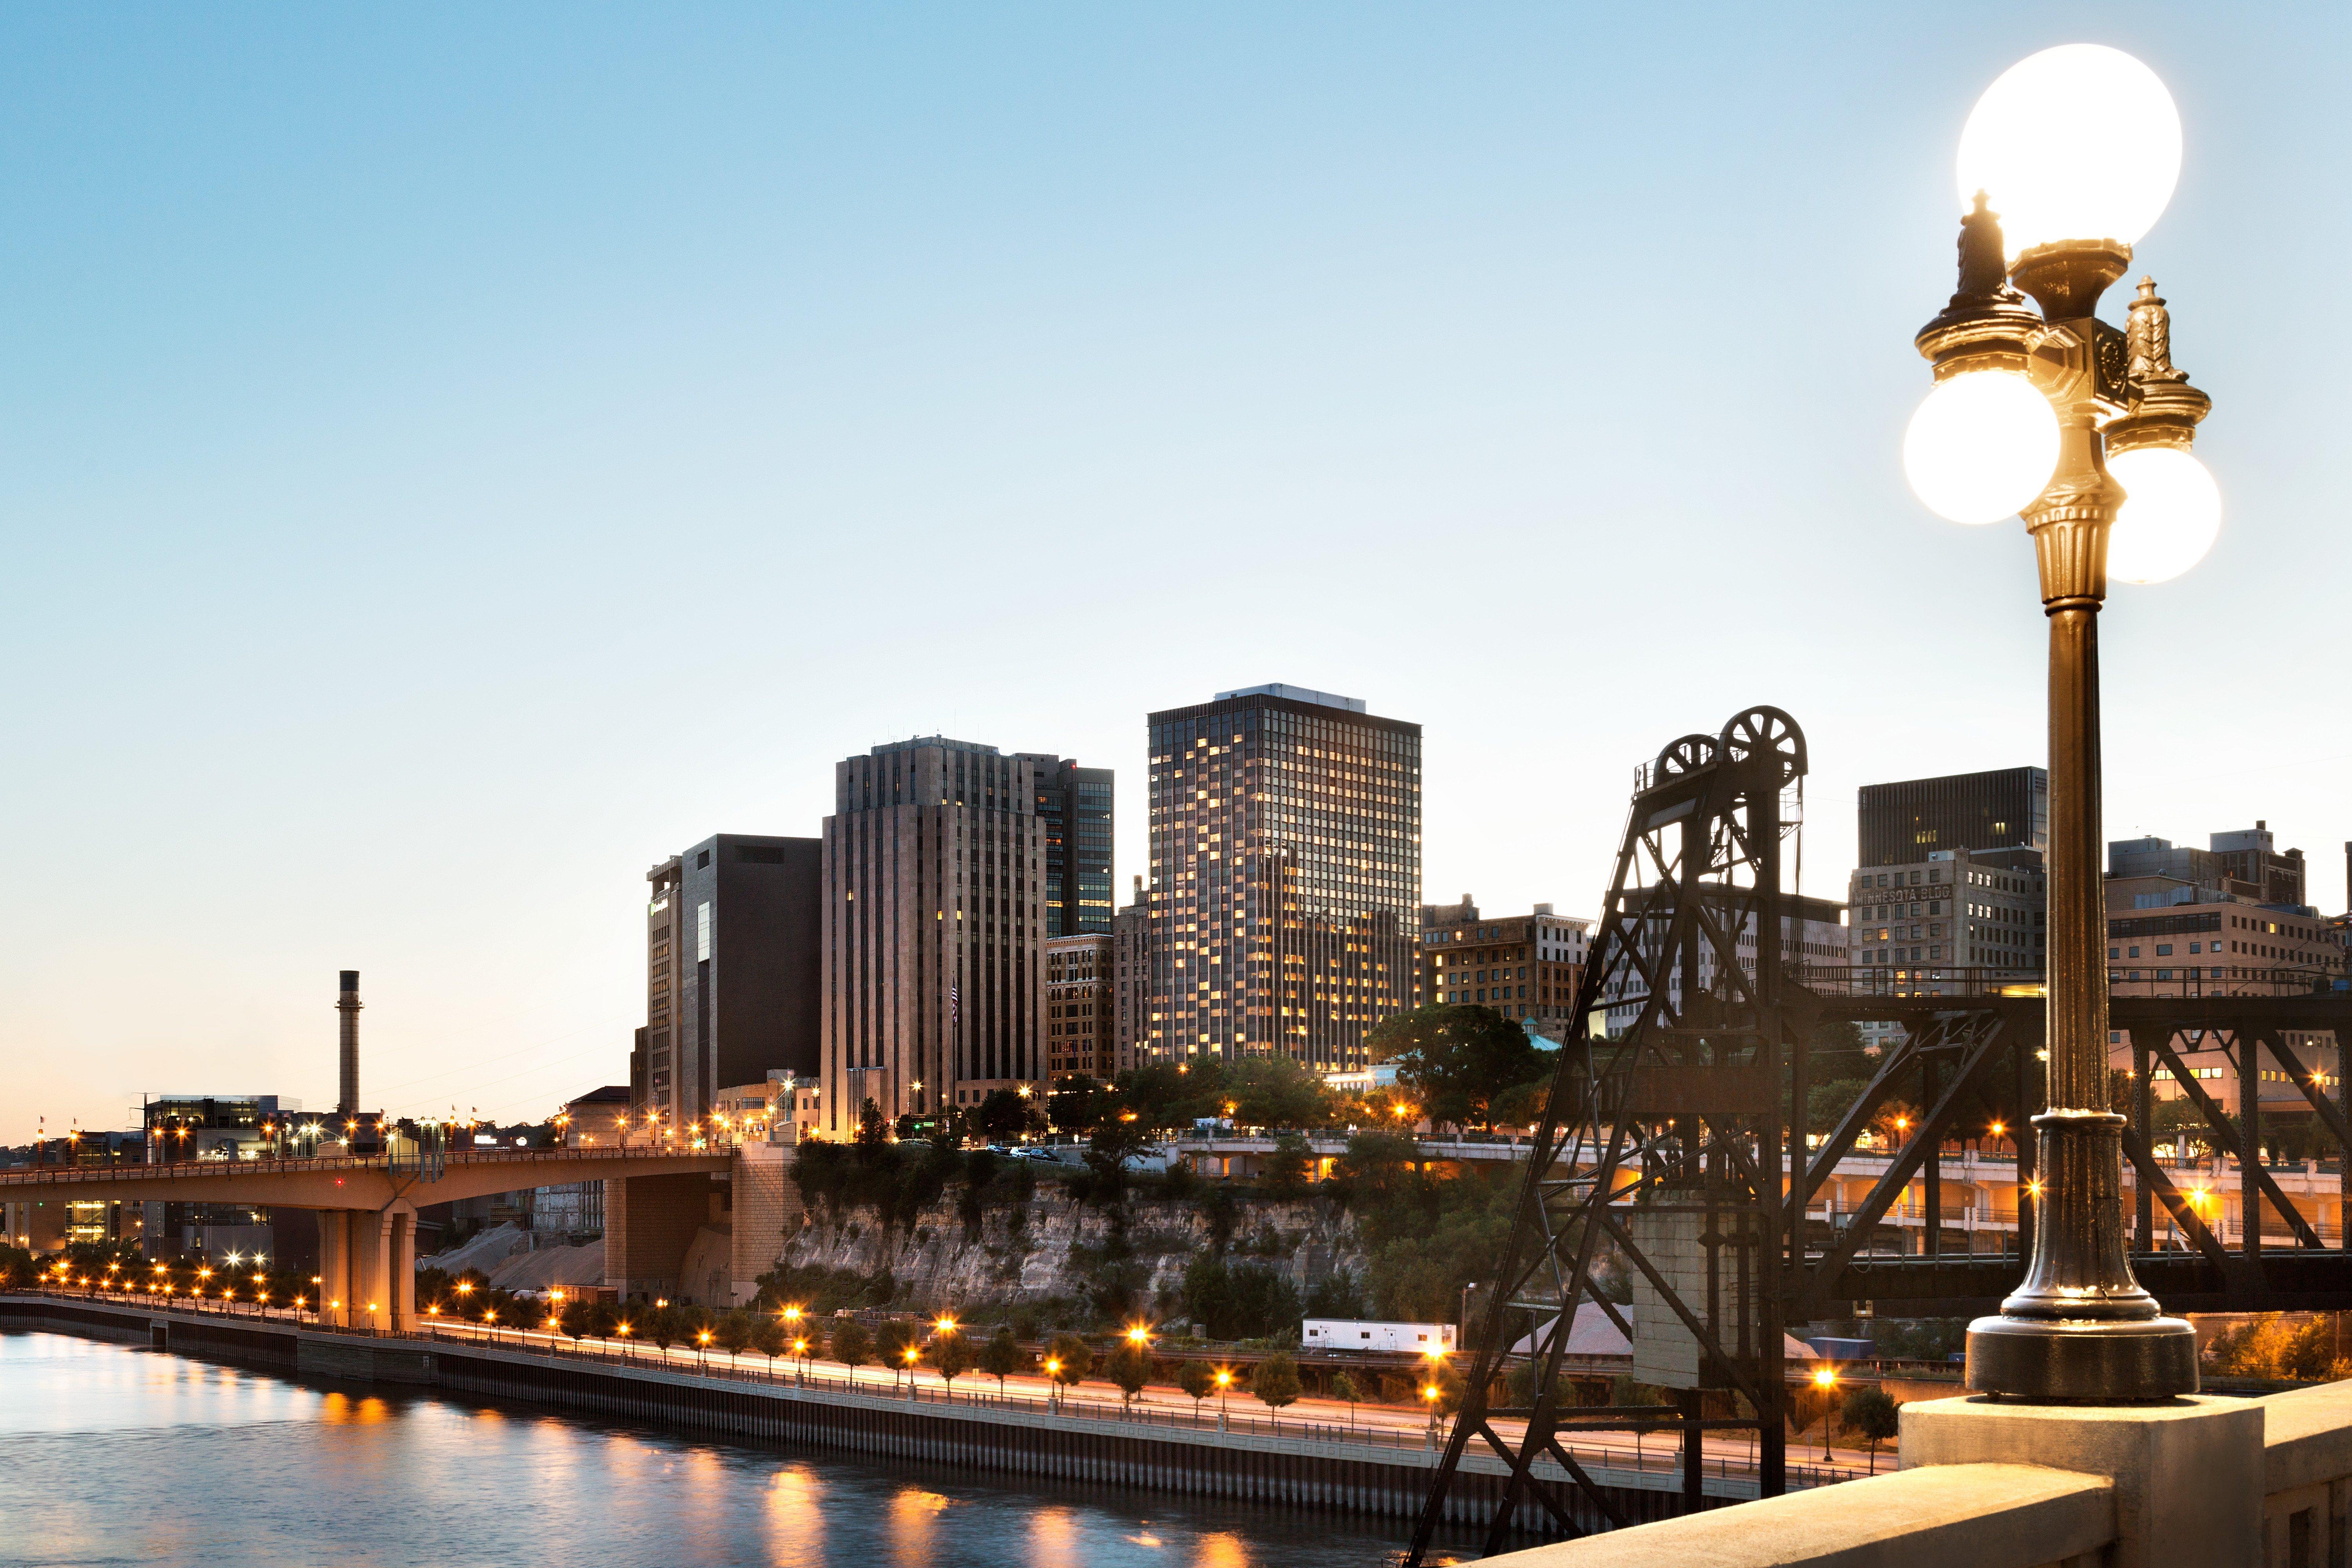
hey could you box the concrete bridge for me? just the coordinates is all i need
[0,1145,734,1331]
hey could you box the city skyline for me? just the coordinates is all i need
[6,5,2352,1141]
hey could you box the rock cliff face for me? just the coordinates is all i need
[774,1189,1367,1311]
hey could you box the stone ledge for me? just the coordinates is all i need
[1476,1463,2113,1568]
[1899,1394,2261,1568]
[2259,1378,2352,1495]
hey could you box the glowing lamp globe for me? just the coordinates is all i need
[2105,446,2220,583]
[1956,45,2181,261]
[1902,370,2059,523]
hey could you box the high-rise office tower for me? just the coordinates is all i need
[820,737,1073,1134]
[1112,884,1151,1077]
[640,835,822,1126]
[1144,684,1421,1070]
[1858,765,2049,867]
[1022,754,1115,936]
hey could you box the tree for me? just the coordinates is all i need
[975,1089,1042,1141]
[1331,1371,1362,1430]
[554,1299,586,1342]
[1105,1343,1151,1410]
[1228,1055,1333,1130]
[1333,1131,1420,1208]
[829,1318,873,1374]
[1182,1256,1301,1341]
[714,1308,756,1367]
[980,1326,1025,1398]
[582,1301,618,1348]
[856,1097,891,1150]
[930,1327,973,1399]
[1304,1267,1367,1320]
[1047,1075,1113,1133]
[1082,1115,1151,1206]
[1113,1061,1222,1132]
[876,1320,918,1387]
[644,1304,678,1354]
[1842,1385,1901,1472]
[1486,1075,1553,1130]
[1366,1005,1545,1131]
[1176,1359,1216,1417]
[1252,1352,1302,1412]
[1046,1332,1093,1397]
[678,1304,716,1361]
[1261,1134,1312,1197]
[752,1313,788,1376]
[0,1243,39,1290]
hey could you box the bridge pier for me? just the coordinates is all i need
[606,1173,721,1303]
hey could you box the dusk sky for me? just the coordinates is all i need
[4,5,2347,1141]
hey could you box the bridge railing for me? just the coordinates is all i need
[1791,962,2345,1002]
[0,1142,726,1188]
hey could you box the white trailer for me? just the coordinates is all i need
[1301,1318,1459,1354]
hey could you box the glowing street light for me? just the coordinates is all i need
[1904,43,2206,1401]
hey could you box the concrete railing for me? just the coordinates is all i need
[1487,1379,2352,1568]
[2259,1380,2352,1568]
[1481,1463,2116,1568]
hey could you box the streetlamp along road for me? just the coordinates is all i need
[1903,43,2212,1400]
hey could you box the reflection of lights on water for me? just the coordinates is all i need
[1027,1505,1081,1568]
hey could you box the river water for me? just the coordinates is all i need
[0,1332,1437,1568]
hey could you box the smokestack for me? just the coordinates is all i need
[337,971,362,1114]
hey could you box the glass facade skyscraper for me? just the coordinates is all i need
[1024,755,1114,936]
[1145,685,1421,1071]
[1858,766,2049,867]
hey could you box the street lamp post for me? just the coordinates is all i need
[1903,44,2216,1400]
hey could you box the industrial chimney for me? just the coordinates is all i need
[337,971,362,1114]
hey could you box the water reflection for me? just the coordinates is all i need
[0,1333,1414,1568]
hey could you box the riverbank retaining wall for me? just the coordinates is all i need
[1,1295,1725,1538]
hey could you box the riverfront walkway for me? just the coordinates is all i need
[2,1286,1886,1488]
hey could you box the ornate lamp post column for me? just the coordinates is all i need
[1902,45,2222,1400]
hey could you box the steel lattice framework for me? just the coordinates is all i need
[1405,706,1808,1562]
[1406,708,2352,1561]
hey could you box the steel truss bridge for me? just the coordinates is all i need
[1405,706,2352,1563]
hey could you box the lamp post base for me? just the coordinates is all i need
[1964,1312,2200,1401]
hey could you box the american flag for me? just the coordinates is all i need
[950,983,959,1021]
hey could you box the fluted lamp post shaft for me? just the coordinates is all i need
[1914,213,2208,1399]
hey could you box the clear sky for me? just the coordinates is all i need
[4,5,2347,1142]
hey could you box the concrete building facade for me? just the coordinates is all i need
[1858,765,2048,867]
[1143,685,1421,1073]
[1112,887,1150,1078]
[818,737,1048,1136]
[641,834,822,1128]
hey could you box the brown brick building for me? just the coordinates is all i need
[1418,896,1591,1040]
[1046,932,1114,1081]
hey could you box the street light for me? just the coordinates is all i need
[1905,42,2203,1401]
[1811,1366,1839,1461]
